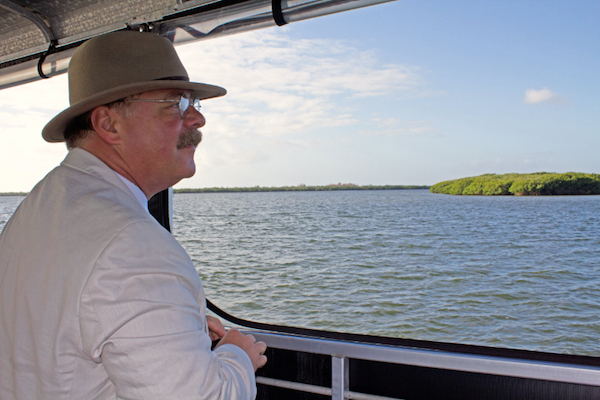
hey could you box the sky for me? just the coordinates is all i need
[0,0,598,192]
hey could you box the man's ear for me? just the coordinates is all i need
[90,106,121,145]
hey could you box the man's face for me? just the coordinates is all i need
[116,89,206,196]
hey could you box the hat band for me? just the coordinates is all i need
[156,76,189,82]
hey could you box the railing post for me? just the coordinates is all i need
[331,355,349,400]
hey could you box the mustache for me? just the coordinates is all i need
[177,129,202,149]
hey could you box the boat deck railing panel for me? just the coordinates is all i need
[246,329,600,400]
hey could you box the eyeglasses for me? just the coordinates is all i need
[126,93,201,117]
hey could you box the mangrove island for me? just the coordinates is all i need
[430,172,600,196]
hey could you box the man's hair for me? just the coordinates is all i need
[63,99,132,149]
[64,110,93,149]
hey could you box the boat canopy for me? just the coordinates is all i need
[0,0,394,90]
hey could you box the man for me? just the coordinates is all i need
[0,31,266,399]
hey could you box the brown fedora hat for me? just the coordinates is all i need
[42,31,226,142]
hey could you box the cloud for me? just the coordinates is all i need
[0,75,69,191]
[523,88,563,104]
[176,29,426,140]
[360,118,433,137]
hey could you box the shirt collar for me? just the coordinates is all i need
[115,172,149,212]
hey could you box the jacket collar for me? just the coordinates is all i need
[61,148,147,211]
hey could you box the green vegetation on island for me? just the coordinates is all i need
[175,183,429,194]
[430,172,600,196]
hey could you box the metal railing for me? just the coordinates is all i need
[249,330,600,400]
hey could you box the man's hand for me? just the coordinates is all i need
[215,329,268,371]
[206,315,226,341]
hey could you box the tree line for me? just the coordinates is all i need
[0,192,28,197]
[175,184,429,193]
[430,172,600,196]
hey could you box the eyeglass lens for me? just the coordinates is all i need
[179,95,201,116]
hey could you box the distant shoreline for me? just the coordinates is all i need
[175,184,430,193]
[0,192,28,197]
[0,185,430,197]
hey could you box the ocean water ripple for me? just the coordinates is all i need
[173,190,600,356]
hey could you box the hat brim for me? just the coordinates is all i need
[42,80,227,143]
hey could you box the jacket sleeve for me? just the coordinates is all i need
[79,219,256,400]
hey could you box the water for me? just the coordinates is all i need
[2,191,599,356]
[173,190,600,356]
[0,196,24,232]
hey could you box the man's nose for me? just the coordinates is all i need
[184,107,206,128]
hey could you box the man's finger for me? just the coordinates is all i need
[206,315,226,340]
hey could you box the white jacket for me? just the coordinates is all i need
[0,148,255,400]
